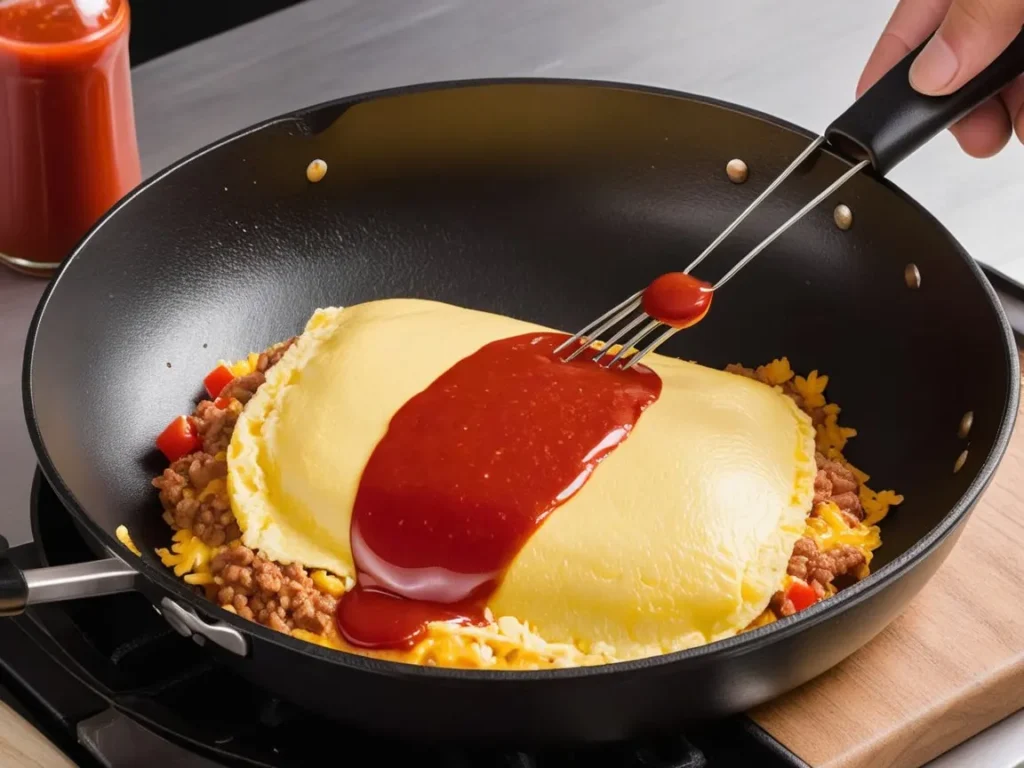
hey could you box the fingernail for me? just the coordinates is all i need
[909,35,959,93]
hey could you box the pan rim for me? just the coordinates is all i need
[22,76,1021,683]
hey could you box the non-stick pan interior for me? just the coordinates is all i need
[26,82,1016,616]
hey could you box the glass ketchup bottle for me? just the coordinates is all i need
[0,0,141,276]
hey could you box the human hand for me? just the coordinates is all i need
[858,0,1024,157]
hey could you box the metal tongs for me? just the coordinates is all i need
[556,29,1024,370]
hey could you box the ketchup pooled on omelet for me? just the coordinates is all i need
[336,332,662,650]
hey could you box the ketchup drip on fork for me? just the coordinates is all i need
[336,332,662,650]
[641,272,714,329]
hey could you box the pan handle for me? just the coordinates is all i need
[825,29,1024,175]
[0,535,137,617]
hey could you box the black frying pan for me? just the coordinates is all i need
[2,32,1023,746]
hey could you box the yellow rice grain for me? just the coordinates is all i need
[156,529,218,578]
[794,369,829,409]
[114,525,141,556]
[759,358,794,386]
[861,488,905,527]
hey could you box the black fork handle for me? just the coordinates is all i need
[826,29,1024,175]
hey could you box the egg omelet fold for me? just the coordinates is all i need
[227,298,816,661]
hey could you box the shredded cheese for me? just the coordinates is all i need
[310,570,349,597]
[805,501,882,565]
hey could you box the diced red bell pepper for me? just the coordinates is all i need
[785,579,818,613]
[156,415,201,462]
[203,364,235,399]
[214,396,233,410]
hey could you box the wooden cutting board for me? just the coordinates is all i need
[752,351,1024,768]
[0,702,73,768]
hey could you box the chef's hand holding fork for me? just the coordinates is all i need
[860,0,1024,156]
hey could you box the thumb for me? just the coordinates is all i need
[909,0,1024,95]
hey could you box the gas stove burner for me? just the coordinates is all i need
[0,469,807,767]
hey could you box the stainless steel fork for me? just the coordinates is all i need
[554,29,1024,370]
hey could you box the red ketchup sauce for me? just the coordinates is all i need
[641,272,714,328]
[336,332,662,650]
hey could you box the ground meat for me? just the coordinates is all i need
[192,399,239,456]
[211,544,337,635]
[152,463,187,516]
[767,536,866,618]
[786,536,865,591]
[256,337,296,372]
[152,452,239,547]
[187,452,227,490]
[154,336,341,637]
[813,451,863,521]
[773,446,867,610]
[219,371,265,404]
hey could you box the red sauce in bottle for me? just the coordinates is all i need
[642,272,714,328]
[0,0,141,275]
[336,332,662,650]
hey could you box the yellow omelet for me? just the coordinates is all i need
[227,298,816,662]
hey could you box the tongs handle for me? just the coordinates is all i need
[826,28,1024,175]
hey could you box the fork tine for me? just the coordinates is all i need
[553,290,643,355]
[622,326,678,370]
[681,136,825,276]
[591,312,648,363]
[604,318,662,368]
[710,159,869,290]
[562,297,641,362]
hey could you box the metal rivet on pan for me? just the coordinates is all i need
[306,159,328,183]
[954,449,968,474]
[833,204,853,230]
[726,158,748,184]
[904,263,921,289]
[958,411,974,439]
